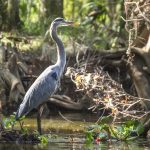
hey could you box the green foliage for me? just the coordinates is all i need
[85,119,144,144]
[64,0,125,50]
[21,126,30,135]
[78,0,124,50]
[110,120,144,140]
[19,0,44,35]
[38,135,49,144]
[18,0,125,50]
[0,0,125,52]
[3,113,16,129]
[3,113,27,133]
[85,130,94,144]
[18,115,26,121]
[3,113,58,146]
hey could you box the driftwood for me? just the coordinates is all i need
[48,95,86,110]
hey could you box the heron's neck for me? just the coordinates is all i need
[51,27,66,70]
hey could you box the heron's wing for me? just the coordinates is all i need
[16,67,59,119]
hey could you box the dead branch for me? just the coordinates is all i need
[48,95,84,110]
[65,56,150,132]
[17,61,28,74]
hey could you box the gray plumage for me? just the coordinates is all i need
[15,18,74,119]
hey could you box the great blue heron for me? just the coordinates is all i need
[15,18,74,134]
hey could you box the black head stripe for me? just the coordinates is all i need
[54,18,64,22]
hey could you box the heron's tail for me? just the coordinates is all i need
[15,110,21,120]
[15,103,29,120]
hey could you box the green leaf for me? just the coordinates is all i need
[38,135,49,145]
[136,123,144,136]
[19,115,26,121]
[85,131,94,144]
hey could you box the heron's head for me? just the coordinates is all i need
[51,18,74,28]
[49,18,79,38]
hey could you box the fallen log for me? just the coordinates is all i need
[48,95,85,110]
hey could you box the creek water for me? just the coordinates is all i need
[0,137,150,150]
[1,112,150,150]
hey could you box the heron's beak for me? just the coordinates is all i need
[73,22,80,26]
[66,21,80,26]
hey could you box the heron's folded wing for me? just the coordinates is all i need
[16,68,59,119]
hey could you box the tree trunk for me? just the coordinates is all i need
[124,0,150,136]
[41,0,63,19]
[49,0,63,18]
[0,1,7,30]
[40,0,63,27]
[7,0,21,30]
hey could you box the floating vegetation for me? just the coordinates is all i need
[85,119,144,145]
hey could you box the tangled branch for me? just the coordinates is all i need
[124,0,150,54]
[66,62,150,122]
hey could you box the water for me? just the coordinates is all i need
[14,112,97,133]
[0,134,85,150]
[1,112,150,150]
[0,137,150,150]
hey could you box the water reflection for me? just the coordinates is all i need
[0,141,85,150]
[85,139,150,150]
[0,138,150,150]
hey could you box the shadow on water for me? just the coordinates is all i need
[1,112,150,150]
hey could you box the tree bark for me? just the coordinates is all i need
[124,0,150,136]
[40,0,63,24]
[7,0,21,30]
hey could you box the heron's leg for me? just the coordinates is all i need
[37,105,44,135]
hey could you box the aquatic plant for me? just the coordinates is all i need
[85,119,144,144]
